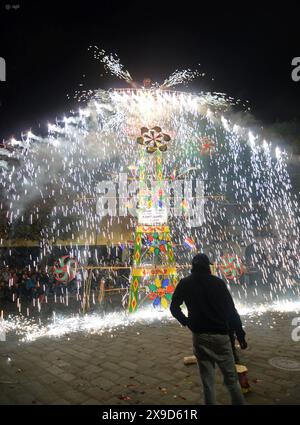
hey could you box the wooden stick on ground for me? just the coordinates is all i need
[183,355,197,365]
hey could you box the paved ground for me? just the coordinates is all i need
[0,311,300,405]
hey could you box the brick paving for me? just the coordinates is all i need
[0,311,300,405]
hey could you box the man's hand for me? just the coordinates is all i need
[239,339,248,350]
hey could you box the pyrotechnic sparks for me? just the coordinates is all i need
[160,69,203,88]
[89,46,133,82]
[3,308,173,343]
[0,50,300,323]
[1,301,300,343]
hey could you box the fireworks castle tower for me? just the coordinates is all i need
[128,126,177,312]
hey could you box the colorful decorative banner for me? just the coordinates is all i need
[137,225,170,233]
[129,275,141,313]
[131,267,177,277]
[129,126,177,313]
[183,236,196,250]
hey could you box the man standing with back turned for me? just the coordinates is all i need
[170,253,247,405]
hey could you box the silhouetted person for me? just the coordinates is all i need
[170,253,247,405]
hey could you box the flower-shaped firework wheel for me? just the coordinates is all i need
[219,254,244,281]
[148,277,175,309]
[53,255,78,283]
[137,126,171,153]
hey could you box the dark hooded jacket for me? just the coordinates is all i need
[170,266,245,342]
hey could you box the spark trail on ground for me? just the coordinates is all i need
[1,301,300,343]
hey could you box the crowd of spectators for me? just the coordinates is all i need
[0,260,131,305]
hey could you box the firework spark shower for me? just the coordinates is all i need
[0,50,300,324]
[1,3,300,410]
[1,300,300,344]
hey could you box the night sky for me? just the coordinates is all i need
[0,1,300,145]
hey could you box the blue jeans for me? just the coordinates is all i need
[192,333,245,405]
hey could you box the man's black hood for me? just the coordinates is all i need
[191,265,211,274]
[191,253,212,274]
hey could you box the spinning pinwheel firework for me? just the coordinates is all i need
[137,126,171,153]
[53,256,78,283]
[219,254,244,281]
[148,277,175,309]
